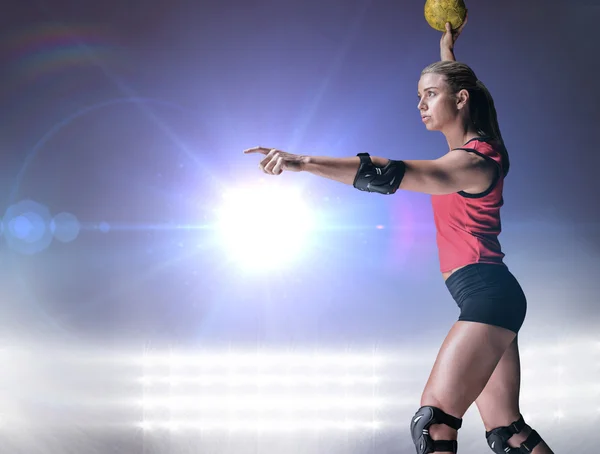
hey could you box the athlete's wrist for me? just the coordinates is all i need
[440,46,456,61]
[300,155,311,171]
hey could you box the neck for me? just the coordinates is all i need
[443,122,481,150]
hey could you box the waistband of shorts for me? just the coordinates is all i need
[445,262,507,288]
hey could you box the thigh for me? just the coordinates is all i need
[421,320,516,417]
[475,336,522,431]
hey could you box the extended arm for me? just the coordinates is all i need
[302,150,496,196]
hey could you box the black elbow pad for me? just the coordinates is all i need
[353,153,405,195]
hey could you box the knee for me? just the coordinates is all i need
[420,394,461,438]
[420,392,441,409]
[410,405,463,454]
[485,415,544,453]
[420,390,462,417]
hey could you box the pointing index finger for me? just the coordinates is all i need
[243,146,271,154]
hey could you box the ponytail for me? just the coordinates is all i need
[474,80,510,176]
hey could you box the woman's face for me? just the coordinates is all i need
[417,72,461,132]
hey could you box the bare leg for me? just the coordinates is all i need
[475,336,554,453]
[418,320,516,453]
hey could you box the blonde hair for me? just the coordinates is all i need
[422,61,510,176]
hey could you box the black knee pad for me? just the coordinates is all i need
[486,415,543,453]
[410,406,462,454]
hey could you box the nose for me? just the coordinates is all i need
[417,98,427,111]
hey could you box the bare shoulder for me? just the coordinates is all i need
[438,147,491,169]
[437,147,498,194]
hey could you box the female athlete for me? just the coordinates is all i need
[244,17,554,454]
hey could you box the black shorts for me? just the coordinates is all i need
[445,263,527,334]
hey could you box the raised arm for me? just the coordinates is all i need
[440,12,468,61]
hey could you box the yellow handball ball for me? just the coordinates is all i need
[424,0,467,32]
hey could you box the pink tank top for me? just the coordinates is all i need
[431,137,506,273]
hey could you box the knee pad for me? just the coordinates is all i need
[410,406,462,454]
[486,415,543,453]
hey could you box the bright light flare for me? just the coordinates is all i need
[216,184,315,269]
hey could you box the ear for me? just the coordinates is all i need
[455,89,470,110]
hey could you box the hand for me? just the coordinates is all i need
[243,146,307,175]
[440,10,468,51]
